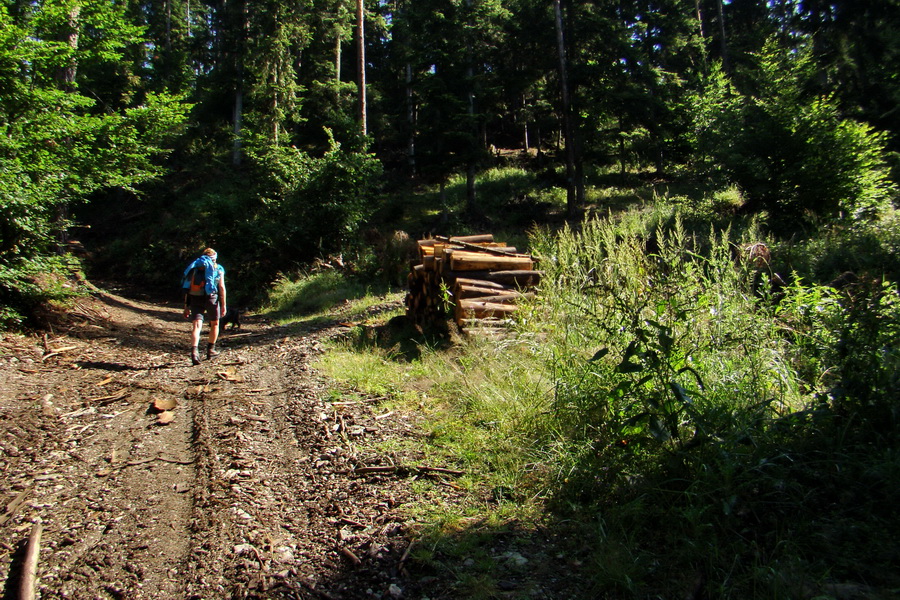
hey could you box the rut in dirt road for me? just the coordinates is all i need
[0,286,437,600]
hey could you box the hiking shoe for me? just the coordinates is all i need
[190,347,201,365]
[206,344,219,360]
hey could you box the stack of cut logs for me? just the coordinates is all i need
[405,234,542,337]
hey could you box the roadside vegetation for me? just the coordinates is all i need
[264,168,900,599]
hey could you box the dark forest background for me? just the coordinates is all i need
[1,0,898,321]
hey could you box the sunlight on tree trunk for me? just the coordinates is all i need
[464,0,477,216]
[335,26,342,85]
[522,95,530,152]
[357,0,367,137]
[273,66,279,144]
[55,2,81,248]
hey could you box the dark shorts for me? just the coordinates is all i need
[188,293,220,323]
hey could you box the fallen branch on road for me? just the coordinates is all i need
[0,487,33,526]
[352,464,465,477]
[20,519,43,600]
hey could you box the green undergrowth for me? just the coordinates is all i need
[0,255,89,329]
[259,270,399,328]
[272,201,900,598]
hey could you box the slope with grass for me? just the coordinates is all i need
[308,197,900,599]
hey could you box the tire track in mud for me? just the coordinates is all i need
[183,326,424,599]
[0,291,201,599]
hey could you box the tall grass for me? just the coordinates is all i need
[524,212,900,596]
[309,204,900,598]
[528,214,803,480]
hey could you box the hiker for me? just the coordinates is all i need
[182,248,227,365]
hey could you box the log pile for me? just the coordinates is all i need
[405,234,542,338]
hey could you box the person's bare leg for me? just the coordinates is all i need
[206,320,220,359]
[190,318,203,365]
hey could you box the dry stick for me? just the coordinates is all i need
[416,465,465,476]
[0,487,33,526]
[354,464,465,476]
[340,546,362,566]
[399,539,416,564]
[398,539,416,578]
[103,455,195,472]
[354,465,397,475]
[20,519,43,600]
[340,516,367,528]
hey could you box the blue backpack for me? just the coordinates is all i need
[182,256,219,296]
[184,266,207,296]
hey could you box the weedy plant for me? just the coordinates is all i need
[529,214,800,477]
[525,212,900,596]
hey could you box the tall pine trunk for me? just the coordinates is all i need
[56,2,81,248]
[335,25,342,86]
[232,0,247,166]
[464,0,477,215]
[465,64,477,215]
[406,63,416,175]
[357,0,367,137]
[554,0,577,217]
[233,89,243,166]
[716,0,728,72]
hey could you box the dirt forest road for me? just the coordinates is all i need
[0,284,437,600]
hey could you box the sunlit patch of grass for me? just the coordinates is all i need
[317,325,554,524]
[259,270,400,326]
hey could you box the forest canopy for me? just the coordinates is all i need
[1,0,899,324]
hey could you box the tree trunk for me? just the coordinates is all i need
[232,0,247,166]
[406,63,416,175]
[166,0,172,51]
[56,3,80,92]
[233,88,243,166]
[465,71,477,215]
[464,0,477,216]
[439,180,449,228]
[357,0,367,137]
[522,94,530,151]
[695,0,704,39]
[56,2,81,249]
[694,0,707,70]
[553,0,577,217]
[335,26,342,84]
[716,0,728,72]
[272,66,279,144]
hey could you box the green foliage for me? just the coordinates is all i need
[309,198,900,596]
[776,277,900,417]
[262,270,377,319]
[211,140,381,296]
[88,131,382,305]
[530,216,798,478]
[526,212,900,595]
[773,209,900,285]
[0,3,189,323]
[264,270,345,315]
[689,42,896,224]
[0,254,82,328]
